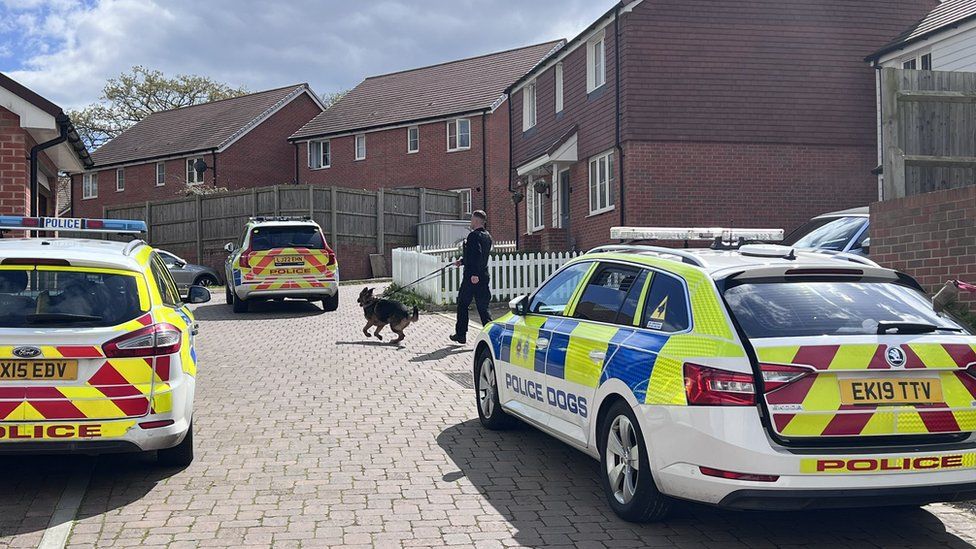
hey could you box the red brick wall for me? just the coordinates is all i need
[0,106,56,219]
[485,102,514,241]
[870,186,976,312]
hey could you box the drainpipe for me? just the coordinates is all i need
[508,92,519,247]
[211,151,218,188]
[481,111,488,212]
[30,113,71,218]
[614,4,625,227]
[294,142,300,185]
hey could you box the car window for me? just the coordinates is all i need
[725,281,970,338]
[160,253,178,267]
[782,216,867,251]
[150,254,182,306]
[641,272,690,332]
[529,262,591,316]
[249,225,325,251]
[0,268,145,328]
[573,264,643,324]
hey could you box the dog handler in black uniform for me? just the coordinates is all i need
[450,210,492,344]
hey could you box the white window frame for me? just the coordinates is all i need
[526,177,545,233]
[587,30,607,93]
[447,118,471,152]
[186,157,204,185]
[308,140,331,169]
[902,52,932,70]
[155,162,165,186]
[453,188,472,215]
[555,63,564,114]
[407,126,420,153]
[82,173,97,199]
[115,167,125,192]
[522,81,537,131]
[588,150,615,215]
[355,134,366,160]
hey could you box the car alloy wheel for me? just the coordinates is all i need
[606,414,640,505]
[474,350,513,430]
[478,355,496,418]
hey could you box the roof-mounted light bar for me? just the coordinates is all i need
[610,227,784,242]
[250,216,312,222]
[0,216,147,234]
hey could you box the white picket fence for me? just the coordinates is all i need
[392,246,580,305]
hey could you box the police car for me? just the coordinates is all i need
[0,216,209,466]
[473,227,976,521]
[224,217,339,313]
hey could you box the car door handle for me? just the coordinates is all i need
[535,338,549,350]
[589,350,606,362]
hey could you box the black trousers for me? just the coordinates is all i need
[455,276,491,336]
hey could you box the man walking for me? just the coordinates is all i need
[450,210,492,344]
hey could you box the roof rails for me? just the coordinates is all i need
[610,226,784,249]
[122,239,149,256]
[586,245,707,268]
[807,249,881,268]
[249,216,312,223]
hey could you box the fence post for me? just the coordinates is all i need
[274,185,280,216]
[376,188,385,254]
[330,186,339,246]
[144,201,152,244]
[195,194,203,263]
[419,188,427,224]
[308,185,314,219]
[251,187,258,217]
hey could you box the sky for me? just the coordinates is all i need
[0,0,614,110]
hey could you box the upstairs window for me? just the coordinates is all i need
[522,81,537,131]
[155,162,165,186]
[587,31,606,92]
[902,53,933,71]
[588,150,615,215]
[308,140,331,169]
[407,126,419,153]
[555,63,564,113]
[447,118,470,151]
[82,173,97,199]
[186,157,204,185]
[355,134,366,160]
[115,168,125,192]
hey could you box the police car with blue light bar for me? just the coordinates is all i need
[473,226,976,522]
[0,217,207,466]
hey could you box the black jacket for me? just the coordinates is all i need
[462,227,492,278]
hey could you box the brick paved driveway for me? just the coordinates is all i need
[1,282,975,548]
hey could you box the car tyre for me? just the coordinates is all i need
[474,349,514,430]
[158,422,193,467]
[322,291,339,312]
[231,291,249,313]
[225,285,233,305]
[195,274,218,287]
[598,400,671,522]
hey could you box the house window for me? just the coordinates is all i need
[587,31,606,92]
[308,140,331,169]
[902,53,932,71]
[522,81,537,131]
[902,59,917,70]
[555,63,564,113]
[921,53,932,70]
[407,126,419,153]
[588,150,615,215]
[447,118,470,151]
[186,157,204,185]
[527,177,545,232]
[453,188,472,215]
[156,162,165,186]
[355,134,366,160]
[82,173,97,199]
[115,168,125,192]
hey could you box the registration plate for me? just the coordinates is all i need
[0,360,78,381]
[839,378,943,405]
[274,256,305,267]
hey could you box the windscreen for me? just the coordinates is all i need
[725,281,970,338]
[782,216,866,251]
[249,226,325,251]
[0,269,144,328]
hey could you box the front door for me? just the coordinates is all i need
[558,169,571,230]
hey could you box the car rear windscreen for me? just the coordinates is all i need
[249,226,325,251]
[0,269,144,328]
[724,281,970,338]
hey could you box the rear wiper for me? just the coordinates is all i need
[876,321,963,334]
[25,313,103,324]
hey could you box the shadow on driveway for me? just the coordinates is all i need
[437,419,973,547]
[190,300,325,321]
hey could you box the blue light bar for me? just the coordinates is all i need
[0,216,147,234]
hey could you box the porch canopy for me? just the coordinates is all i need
[516,126,578,178]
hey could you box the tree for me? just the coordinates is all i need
[68,66,248,150]
[320,89,348,109]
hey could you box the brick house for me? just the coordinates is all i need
[508,0,939,251]
[289,41,562,241]
[70,84,324,218]
[1,73,91,218]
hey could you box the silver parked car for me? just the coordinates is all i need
[159,250,222,294]
[781,206,870,256]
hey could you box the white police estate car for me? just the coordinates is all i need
[0,216,209,466]
[473,227,976,522]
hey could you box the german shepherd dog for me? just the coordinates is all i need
[357,287,419,344]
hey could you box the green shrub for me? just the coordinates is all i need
[381,284,431,311]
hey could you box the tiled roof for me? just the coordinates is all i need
[290,41,563,140]
[91,84,314,167]
[868,0,976,60]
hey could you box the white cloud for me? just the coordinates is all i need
[3,0,614,109]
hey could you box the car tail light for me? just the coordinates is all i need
[240,248,254,268]
[760,363,813,392]
[325,250,336,266]
[103,323,182,358]
[699,466,778,482]
[684,363,756,406]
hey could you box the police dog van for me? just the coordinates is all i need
[473,227,976,521]
[0,216,208,465]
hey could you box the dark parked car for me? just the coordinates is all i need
[781,206,870,256]
[159,250,221,295]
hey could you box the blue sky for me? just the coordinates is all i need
[0,0,613,109]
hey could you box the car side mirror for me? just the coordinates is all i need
[186,285,212,305]
[223,242,235,253]
[175,259,187,268]
[509,295,528,316]
[859,237,870,254]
